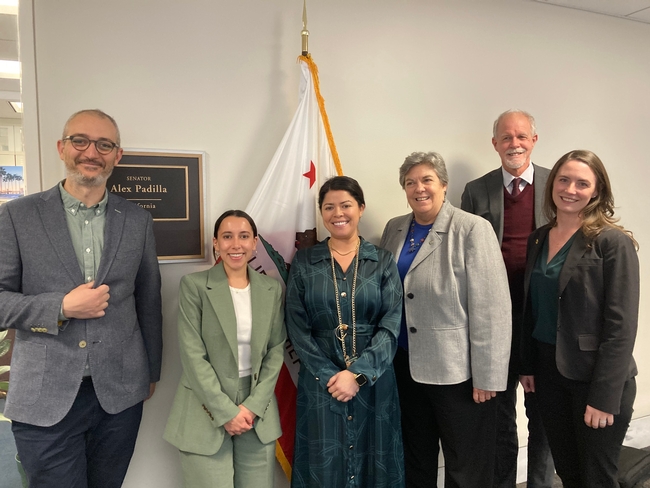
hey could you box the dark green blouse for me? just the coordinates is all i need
[531,232,577,344]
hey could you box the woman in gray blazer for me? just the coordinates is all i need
[380,152,512,488]
[164,210,286,488]
[520,150,639,488]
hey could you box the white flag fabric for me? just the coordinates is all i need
[244,55,342,478]
[246,58,340,283]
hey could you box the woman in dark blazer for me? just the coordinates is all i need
[520,150,639,488]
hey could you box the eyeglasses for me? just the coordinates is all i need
[62,135,119,155]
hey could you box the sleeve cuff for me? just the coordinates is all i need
[58,303,68,328]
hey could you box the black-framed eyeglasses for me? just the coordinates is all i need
[62,135,119,155]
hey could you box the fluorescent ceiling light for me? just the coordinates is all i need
[0,0,18,15]
[9,101,23,113]
[0,60,21,79]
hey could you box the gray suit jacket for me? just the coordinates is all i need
[460,163,551,244]
[380,201,511,391]
[0,184,163,426]
[164,263,285,455]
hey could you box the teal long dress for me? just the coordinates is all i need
[286,238,405,488]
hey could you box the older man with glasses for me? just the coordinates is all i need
[0,109,163,488]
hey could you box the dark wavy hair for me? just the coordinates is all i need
[318,176,365,210]
[544,150,637,249]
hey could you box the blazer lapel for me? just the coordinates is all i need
[37,187,83,284]
[487,170,504,243]
[409,201,452,272]
[206,264,239,363]
[532,164,547,228]
[558,231,587,295]
[249,269,272,371]
[96,194,126,285]
[523,226,549,297]
[386,215,409,259]
[409,227,439,271]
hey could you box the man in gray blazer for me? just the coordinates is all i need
[460,110,554,488]
[0,109,163,488]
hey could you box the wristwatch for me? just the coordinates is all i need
[354,373,367,387]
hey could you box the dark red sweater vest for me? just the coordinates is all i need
[502,183,535,314]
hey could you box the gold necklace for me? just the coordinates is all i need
[331,238,360,367]
[329,244,357,256]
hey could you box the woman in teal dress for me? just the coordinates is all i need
[286,176,405,488]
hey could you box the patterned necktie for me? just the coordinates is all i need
[511,177,522,197]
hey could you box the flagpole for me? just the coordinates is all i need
[250,5,343,479]
[301,0,309,56]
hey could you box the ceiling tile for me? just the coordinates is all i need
[529,0,650,23]
[629,7,650,21]
[0,14,18,42]
[535,0,650,16]
[0,40,18,60]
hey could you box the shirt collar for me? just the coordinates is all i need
[58,181,108,216]
[501,163,535,188]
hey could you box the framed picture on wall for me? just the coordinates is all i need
[107,150,206,262]
[0,166,25,205]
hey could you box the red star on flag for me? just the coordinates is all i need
[303,161,316,188]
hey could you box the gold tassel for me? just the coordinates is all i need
[298,55,343,177]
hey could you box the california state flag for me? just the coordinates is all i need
[245,55,342,479]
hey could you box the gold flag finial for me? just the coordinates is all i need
[301,0,309,56]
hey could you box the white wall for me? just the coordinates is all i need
[18,1,650,486]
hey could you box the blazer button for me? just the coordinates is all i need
[254,373,258,381]
[409,327,417,333]
[407,293,414,299]
[79,340,87,348]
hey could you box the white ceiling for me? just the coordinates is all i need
[527,0,650,23]
[0,1,649,120]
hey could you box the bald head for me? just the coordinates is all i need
[62,109,121,146]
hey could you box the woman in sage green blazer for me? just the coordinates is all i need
[164,210,286,488]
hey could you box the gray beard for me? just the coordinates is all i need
[67,168,112,188]
[504,159,526,170]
